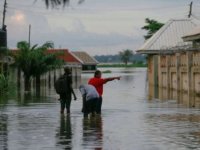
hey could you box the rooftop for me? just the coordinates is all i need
[137,19,197,54]
[71,51,98,64]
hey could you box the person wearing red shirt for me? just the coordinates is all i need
[88,70,121,114]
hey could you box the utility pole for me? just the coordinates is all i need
[2,0,7,30]
[28,24,31,46]
[0,0,7,47]
[188,1,193,18]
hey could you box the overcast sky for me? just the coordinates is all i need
[1,0,200,55]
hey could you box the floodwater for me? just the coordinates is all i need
[1,68,200,150]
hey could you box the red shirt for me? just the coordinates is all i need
[88,77,107,96]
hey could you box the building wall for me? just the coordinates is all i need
[82,64,97,71]
[147,55,155,87]
[10,65,82,94]
[148,51,200,107]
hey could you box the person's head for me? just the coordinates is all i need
[64,66,71,74]
[94,70,101,78]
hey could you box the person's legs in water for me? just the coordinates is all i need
[66,94,72,115]
[96,97,102,114]
[84,100,91,118]
[82,96,88,118]
[82,96,86,113]
[60,99,65,114]
[60,93,67,114]
[91,98,98,117]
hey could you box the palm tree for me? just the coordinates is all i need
[30,42,64,91]
[119,49,133,66]
[12,41,64,92]
[12,41,34,91]
[141,18,164,40]
[43,0,85,8]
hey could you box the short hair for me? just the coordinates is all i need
[64,66,71,74]
[94,70,101,77]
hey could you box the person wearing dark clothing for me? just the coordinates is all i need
[79,84,99,118]
[88,70,120,114]
[59,67,77,115]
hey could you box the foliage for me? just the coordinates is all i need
[0,47,8,56]
[94,54,146,64]
[0,74,16,96]
[30,42,64,77]
[119,49,134,65]
[0,74,8,95]
[141,18,164,40]
[43,0,85,8]
[97,63,147,68]
[102,70,112,73]
[11,41,64,91]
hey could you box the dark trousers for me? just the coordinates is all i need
[60,93,72,114]
[83,98,98,117]
[96,96,102,114]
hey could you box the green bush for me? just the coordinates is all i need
[97,63,147,68]
[0,74,16,96]
[102,70,112,73]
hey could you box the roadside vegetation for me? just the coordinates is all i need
[10,41,64,92]
[98,62,147,68]
[0,73,16,103]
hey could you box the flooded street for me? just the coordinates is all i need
[1,67,200,150]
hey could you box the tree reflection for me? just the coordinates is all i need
[0,114,8,150]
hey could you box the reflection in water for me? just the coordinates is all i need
[0,114,8,150]
[148,86,200,108]
[123,75,134,84]
[4,68,200,149]
[56,116,73,149]
[145,113,200,149]
[82,116,103,150]
[16,91,55,105]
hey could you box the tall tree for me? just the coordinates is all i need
[119,49,133,66]
[31,42,64,92]
[141,18,164,40]
[11,41,64,92]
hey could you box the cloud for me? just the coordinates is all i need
[29,27,143,54]
[6,0,200,55]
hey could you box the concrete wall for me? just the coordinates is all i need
[148,51,200,107]
[10,65,82,94]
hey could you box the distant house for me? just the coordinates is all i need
[71,51,98,71]
[137,18,200,107]
[138,19,196,54]
[46,49,81,66]
[182,26,200,43]
[9,48,83,89]
[47,50,98,71]
[10,48,98,71]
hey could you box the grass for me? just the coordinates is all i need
[102,70,112,73]
[97,63,147,68]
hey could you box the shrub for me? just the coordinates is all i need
[0,74,16,96]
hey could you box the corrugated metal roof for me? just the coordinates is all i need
[138,19,197,52]
[71,51,99,64]
[182,26,200,41]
